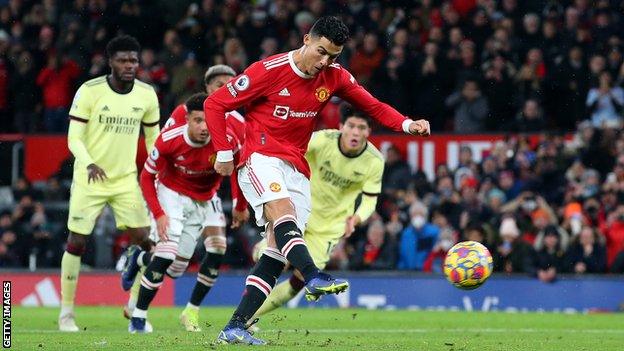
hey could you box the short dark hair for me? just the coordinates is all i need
[106,35,141,58]
[340,103,370,125]
[310,16,349,46]
[185,93,208,113]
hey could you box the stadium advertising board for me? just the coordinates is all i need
[177,273,624,313]
[3,273,173,306]
[23,134,522,181]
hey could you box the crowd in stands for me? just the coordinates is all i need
[1,1,624,279]
[0,1,622,133]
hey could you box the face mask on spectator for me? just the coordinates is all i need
[522,199,537,212]
[411,215,425,229]
[583,185,598,198]
[570,216,582,235]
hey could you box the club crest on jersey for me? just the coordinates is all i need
[315,87,330,102]
[269,182,282,192]
[234,75,250,91]
[272,105,290,120]
[209,153,216,165]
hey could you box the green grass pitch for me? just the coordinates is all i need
[11,306,624,350]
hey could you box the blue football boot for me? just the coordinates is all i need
[304,272,349,302]
[121,245,141,291]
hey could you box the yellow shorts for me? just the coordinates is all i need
[67,174,149,235]
[252,229,340,270]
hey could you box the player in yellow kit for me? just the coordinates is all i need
[252,105,383,319]
[58,35,160,332]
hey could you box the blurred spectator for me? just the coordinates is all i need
[169,51,203,106]
[600,204,624,269]
[481,53,516,130]
[36,52,80,133]
[564,225,607,273]
[349,32,384,86]
[0,29,11,132]
[397,201,440,271]
[445,78,489,133]
[350,220,397,270]
[423,209,457,273]
[0,211,20,267]
[586,70,624,128]
[552,46,588,130]
[532,225,567,283]
[512,99,546,132]
[515,48,546,102]
[381,145,411,193]
[493,217,534,274]
[12,50,41,133]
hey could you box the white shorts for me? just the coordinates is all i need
[149,183,226,259]
[238,152,311,231]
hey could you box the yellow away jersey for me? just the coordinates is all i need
[305,129,384,236]
[69,76,160,182]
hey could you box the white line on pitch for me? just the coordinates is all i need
[13,328,624,335]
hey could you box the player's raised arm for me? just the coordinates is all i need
[336,70,430,137]
[204,62,269,175]
[141,88,161,152]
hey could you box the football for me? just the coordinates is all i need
[444,241,493,290]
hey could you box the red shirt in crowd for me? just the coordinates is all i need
[36,59,81,109]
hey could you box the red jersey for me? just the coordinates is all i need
[166,103,246,145]
[140,124,246,219]
[204,50,412,178]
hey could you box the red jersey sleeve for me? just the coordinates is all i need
[335,67,411,133]
[140,136,168,219]
[204,62,270,161]
[163,104,187,130]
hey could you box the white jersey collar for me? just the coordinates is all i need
[183,125,210,148]
[288,50,314,79]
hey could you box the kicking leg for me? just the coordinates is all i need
[217,234,287,345]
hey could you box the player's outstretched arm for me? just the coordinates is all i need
[337,69,431,137]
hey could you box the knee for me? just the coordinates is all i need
[204,235,227,255]
[127,227,152,250]
[153,242,178,261]
[166,258,189,279]
[66,232,87,256]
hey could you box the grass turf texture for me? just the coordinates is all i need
[12,307,624,350]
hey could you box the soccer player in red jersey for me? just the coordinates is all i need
[121,65,247,332]
[205,16,430,345]
[127,93,248,333]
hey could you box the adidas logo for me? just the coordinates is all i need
[21,278,61,306]
[102,105,110,111]
[176,155,185,161]
[278,88,290,96]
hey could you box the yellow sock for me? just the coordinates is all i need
[255,280,298,317]
[60,251,81,312]
[127,267,144,310]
